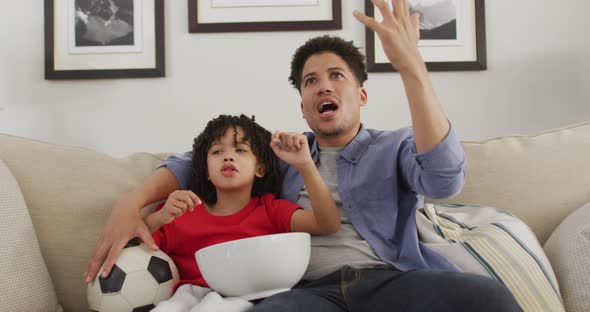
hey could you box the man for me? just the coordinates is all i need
[86,0,521,310]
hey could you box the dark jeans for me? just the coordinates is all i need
[252,266,522,312]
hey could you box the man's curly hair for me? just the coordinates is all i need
[190,114,282,205]
[289,35,368,93]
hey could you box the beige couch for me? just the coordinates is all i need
[1,121,589,312]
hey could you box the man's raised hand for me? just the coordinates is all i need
[353,0,423,73]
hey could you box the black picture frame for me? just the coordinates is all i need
[189,0,341,33]
[44,0,165,80]
[366,0,486,72]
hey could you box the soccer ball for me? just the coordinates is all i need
[87,242,180,312]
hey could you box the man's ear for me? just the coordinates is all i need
[300,102,306,119]
[255,164,265,178]
[359,87,368,107]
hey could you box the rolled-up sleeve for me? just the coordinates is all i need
[157,151,193,190]
[400,126,465,199]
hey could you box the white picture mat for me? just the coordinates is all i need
[198,0,332,23]
[375,0,476,63]
[212,0,317,8]
[54,0,156,70]
[68,0,143,54]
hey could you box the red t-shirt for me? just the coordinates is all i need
[152,194,301,289]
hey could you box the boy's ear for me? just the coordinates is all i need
[255,164,265,178]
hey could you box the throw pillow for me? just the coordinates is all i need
[0,159,62,312]
[417,203,564,312]
[544,202,590,312]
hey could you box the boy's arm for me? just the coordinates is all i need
[270,132,340,235]
[145,189,199,233]
[145,211,165,233]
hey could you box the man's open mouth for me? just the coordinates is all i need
[318,100,339,116]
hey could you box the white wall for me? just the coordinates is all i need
[1,1,589,157]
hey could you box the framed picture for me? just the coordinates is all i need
[189,0,341,33]
[44,0,165,80]
[365,0,486,72]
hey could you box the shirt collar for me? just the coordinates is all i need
[306,124,370,165]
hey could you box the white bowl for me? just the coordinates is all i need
[195,232,310,300]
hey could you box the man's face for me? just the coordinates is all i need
[299,52,367,147]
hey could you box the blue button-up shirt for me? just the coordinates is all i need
[161,124,465,272]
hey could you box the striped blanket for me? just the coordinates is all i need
[417,203,564,312]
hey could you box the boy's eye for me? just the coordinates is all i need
[211,150,222,155]
[236,148,247,153]
[331,72,344,79]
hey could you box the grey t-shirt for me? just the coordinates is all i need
[296,146,387,280]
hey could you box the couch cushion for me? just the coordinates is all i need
[544,202,590,312]
[432,121,590,244]
[418,203,564,312]
[0,134,168,311]
[0,159,62,312]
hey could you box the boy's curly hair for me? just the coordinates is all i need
[289,35,368,93]
[190,114,282,205]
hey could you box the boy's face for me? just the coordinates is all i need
[206,127,264,193]
[299,52,367,147]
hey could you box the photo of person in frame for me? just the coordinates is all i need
[74,0,135,46]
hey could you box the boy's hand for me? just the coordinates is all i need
[270,131,313,170]
[156,190,199,224]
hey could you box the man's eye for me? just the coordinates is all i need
[331,72,344,78]
[211,150,222,155]
[236,148,247,153]
[304,78,316,86]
